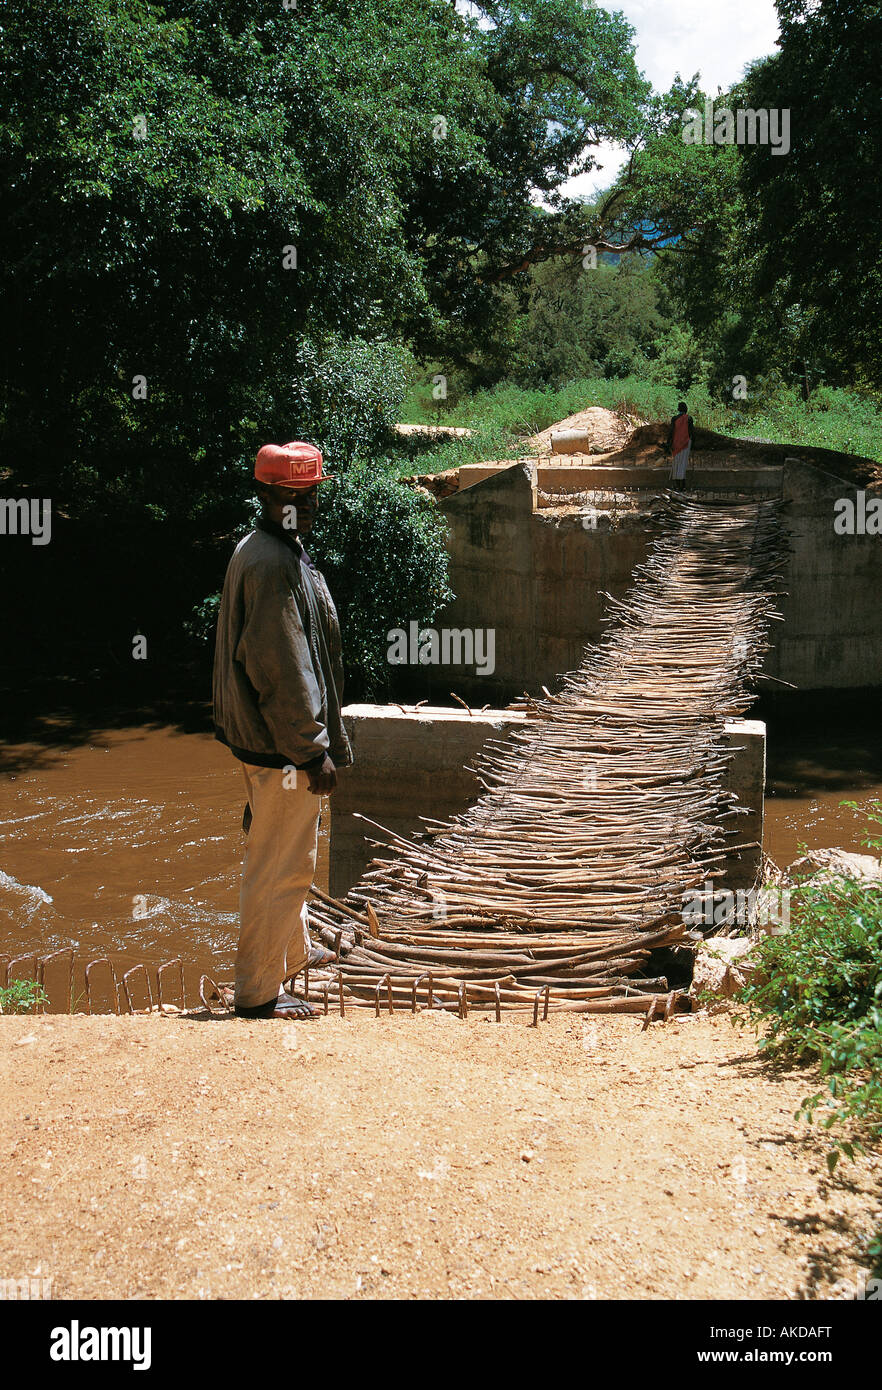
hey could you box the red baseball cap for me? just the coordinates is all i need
[254,441,334,489]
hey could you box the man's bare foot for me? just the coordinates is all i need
[272,995,316,1020]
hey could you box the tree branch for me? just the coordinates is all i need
[478,226,670,284]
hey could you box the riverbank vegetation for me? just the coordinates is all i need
[0,980,47,1016]
[742,802,882,1276]
[401,374,882,472]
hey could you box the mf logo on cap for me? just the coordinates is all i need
[254,441,334,488]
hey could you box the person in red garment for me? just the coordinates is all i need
[213,442,352,1019]
[665,401,695,489]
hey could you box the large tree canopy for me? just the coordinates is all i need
[738,0,882,388]
[633,0,882,395]
[0,0,661,689]
[0,0,656,506]
[4,0,876,692]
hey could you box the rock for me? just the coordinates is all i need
[691,936,758,1005]
[705,937,754,963]
[786,848,882,885]
[524,407,640,456]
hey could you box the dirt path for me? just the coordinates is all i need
[1,1010,878,1300]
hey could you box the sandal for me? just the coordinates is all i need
[235,993,316,1020]
[283,945,337,994]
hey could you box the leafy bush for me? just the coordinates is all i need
[741,801,882,1274]
[0,979,47,1014]
[288,337,414,466]
[308,464,454,700]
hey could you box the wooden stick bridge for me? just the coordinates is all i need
[307,492,788,1017]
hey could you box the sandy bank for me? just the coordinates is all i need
[1,1010,878,1300]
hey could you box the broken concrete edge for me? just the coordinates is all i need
[394,422,473,438]
[411,457,788,503]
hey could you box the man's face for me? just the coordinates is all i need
[291,485,318,536]
[264,483,318,536]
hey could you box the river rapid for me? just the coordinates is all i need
[0,724,329,1007]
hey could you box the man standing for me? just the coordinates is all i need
[665,401,695,489]
[213,441,352,1019]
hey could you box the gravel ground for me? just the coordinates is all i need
[1,1008,879,1301]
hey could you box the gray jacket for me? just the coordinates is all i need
[212,518,353,771]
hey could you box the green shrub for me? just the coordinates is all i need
[288,337,414,466]
[308,463,454,701]
[0,979,47,1014]
[741,801,882,1275]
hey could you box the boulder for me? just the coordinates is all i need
[786,848,882,885]
[691,936,758,1007]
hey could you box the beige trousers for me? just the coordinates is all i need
[235,761,320,1008]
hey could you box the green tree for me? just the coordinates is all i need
[647,322,711,396]
[0,0,654,503]
[739,0,882,388]
[651,4,882,395]
[507,255,670,388]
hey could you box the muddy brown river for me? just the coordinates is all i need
[1,696,879,1010]
[0,724,328,1008]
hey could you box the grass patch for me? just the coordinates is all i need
[400,376,882,467]
[382,423,522,479]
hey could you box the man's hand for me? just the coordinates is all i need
[307,754,337,794]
